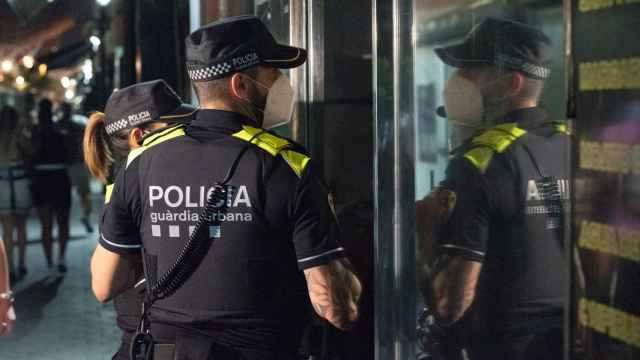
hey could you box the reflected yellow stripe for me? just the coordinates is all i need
[579,298,640,349]
[578,220,640,262]
[579,57,640,91]
[579,140,640,174]
[579,0,640,12]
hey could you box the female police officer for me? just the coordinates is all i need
[91,16,361,360]
[83,79,195,360]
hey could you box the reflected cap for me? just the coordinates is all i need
[104,79,196,136]
[185,15,307,82]
[435,17,553,80]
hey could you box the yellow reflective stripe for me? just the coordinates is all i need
[141,124,185,146]
[464,147,495,173]
[231,125,289,156]
[232,125,311,178]
[470,123,527,152]
[281,149,311,178]
[464,122,527,173]
[554,122,571,135]
[126,125,186,168]
[104,184,114,204]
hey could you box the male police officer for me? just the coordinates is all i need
[422,18,569,360]
[92,16,361,360]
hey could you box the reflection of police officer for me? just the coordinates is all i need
[92,16,361,360]
[424,18,569,360]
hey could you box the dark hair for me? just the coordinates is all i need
[0,105,20,153]
[0,105,19,134]
[192,67,260,103]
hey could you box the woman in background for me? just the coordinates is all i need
[0,105,31,282]
[30,99,72,275]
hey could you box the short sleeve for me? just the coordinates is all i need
[290,162,346,270]
[99,162,143,254]
[437,157,493,262]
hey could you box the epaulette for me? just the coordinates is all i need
[232,125,311,178]
[463,123,527,173]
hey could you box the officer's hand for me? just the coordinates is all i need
[415,187,457,265]
[304,259,362,331]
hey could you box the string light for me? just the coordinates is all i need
[1,60,13,73]
[38,63,48,76]
[22,56,35,69]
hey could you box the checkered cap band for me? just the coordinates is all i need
[521,62,551,79]
[187,51,261,82]
[495,53,551,79]
[105,118,129,135]
[188,62,233,81]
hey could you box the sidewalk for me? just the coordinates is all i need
[0,190,120,359]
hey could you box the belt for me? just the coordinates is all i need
[34,163,66,171]
[152,344,175,360]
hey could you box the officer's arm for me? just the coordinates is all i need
[303,258,362,330]
[90,244,142,302]
[93,164,144,303]
[432,254,482,325]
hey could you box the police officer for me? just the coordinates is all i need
[92,15,361,360]
[86,79,197,360]
[422,18,569,360]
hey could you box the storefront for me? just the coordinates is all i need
[183,1,639,359]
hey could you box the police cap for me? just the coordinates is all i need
[104,79,196,136]
[185,15,307,82]
[435,17,553,80]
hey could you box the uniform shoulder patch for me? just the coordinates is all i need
[463,122,527,173]
[126,124,187,168]
[232,125,311,178]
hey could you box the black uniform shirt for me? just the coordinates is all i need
[99,109,345,350]
[438,107,569,340]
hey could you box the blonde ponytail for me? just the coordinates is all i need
[83,112,113,183]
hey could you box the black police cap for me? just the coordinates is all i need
[435,17,553,80]
[185,15,307,82]
[104,79,196,136]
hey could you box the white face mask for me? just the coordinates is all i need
[442,72,484,127]
[244,74,296,129]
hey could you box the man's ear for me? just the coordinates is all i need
[229,73,248,100]
[507,72,525,97]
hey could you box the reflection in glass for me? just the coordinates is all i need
[375,1,569,359]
